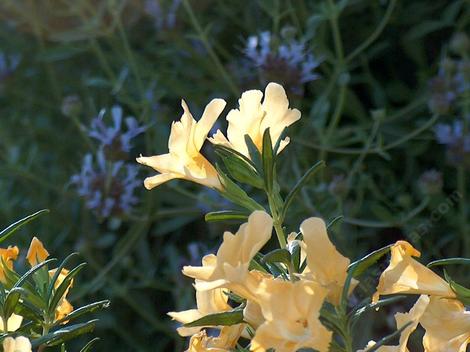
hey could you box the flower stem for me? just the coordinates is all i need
[267,192,287,248]
[182,0,239,96]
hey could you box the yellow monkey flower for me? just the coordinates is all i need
[210,82,300,158]
[421,296,470,352]
[300,217,358,305]
[250,278,332,352]
[183,211,273,302]
[168,285,232,337]
[373,241,455,303]
[137,99,226,190]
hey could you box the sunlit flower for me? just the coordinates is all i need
[300,217,357,305]
[26,237,49,267]
[138,99,226,190]
[182,211,273,301]
[0,246,19,282]
[168,285,232,336]
[2,336,32,352]
[210,82,300,159]
[186,325,244,352]
[26,238,74,322]
[49,268,74,321]
[373,241,455,303]
[358,295,430,352]
[250,278,332,352]
[421,296,470,352]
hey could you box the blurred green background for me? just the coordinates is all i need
[0,0,468,350]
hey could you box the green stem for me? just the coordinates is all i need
[182,0,239,96]
[345,0,398,63]
[267,193,287,248]
[321,0,347,163]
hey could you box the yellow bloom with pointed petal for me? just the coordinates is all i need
[26,236,49,267]
[26,238,73,323]
[49,268,74,322]
[137,99,226,190]
[168,284,232,337]
[0,246,19,282]
[358,295,430,352]
[373,241,455,303]
[421,296,470,352]
[2,336,32,352]
[183,211,273,301]
[250,278,332,352]
[300,217,357,305]
[210,82,300,158]
[186,325,244,352]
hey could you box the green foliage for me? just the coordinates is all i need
[0,0,468,350]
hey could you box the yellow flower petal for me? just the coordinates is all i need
[26,237,49,267]
[137,99,225,190]
[373,241,455,303]
[186,325,244,352]
[250,278,332,352]
[168,285,232,337]
[0,246,19,283]
[49,268,74,322]
[210,82,300,159]
[300,217,355,304]
[358,295,429,352]
[2,336,32,352]
[421,296,470,352]
[183,211,273,301]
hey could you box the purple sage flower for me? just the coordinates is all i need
[88,106,146,160]
[435,120,470,167]
[243,30,322,95]
[71,151,141,219]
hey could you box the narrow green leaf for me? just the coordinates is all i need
[351,296,406,326]
[56,300,110,325]
[0,210,49,244]
[262,249,291,267]
[364,322,412,352]
[80,338,100,352]
[244,135,262,171]
[31,320,98,347]
[214,146,263,188]
[216,165,265,212]
[14,258,57,289]
[427,257,470,268]
[184,308,244,328]
[443,270,470,306]
[282,161,325,219]
[261,129,274,193]
[341,245,392,310]
[3,287,23,319]
[205,211,249,223]
[47,253,79,302]
[48,263,86,316]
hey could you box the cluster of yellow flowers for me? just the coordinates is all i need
[0,237,74,352]
[137,82,300,190]
[137,82,469,351]
[170,211,352,351]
